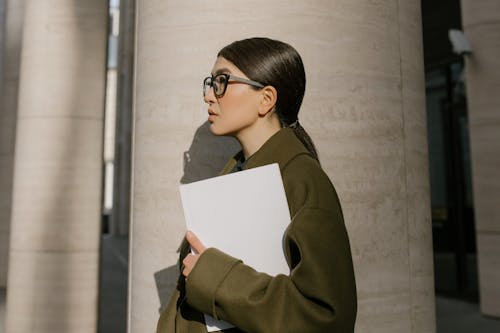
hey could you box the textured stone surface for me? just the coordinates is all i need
[467,123,500,233]
[0,0,24,288]
[5,1,107,332]
[399,1,436,332]
[9,120,102,251]
[130,1,435,332]
[0,0,5,84]
[461,0,500,318]
[461,27,500,127]
[6,251,99,333]
[461,0,500,28]
[476,233,500,317]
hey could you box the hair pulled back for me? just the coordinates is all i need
[218,37,319,161]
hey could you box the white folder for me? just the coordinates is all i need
[179,163,291,331]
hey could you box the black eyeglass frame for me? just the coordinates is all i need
[203,73,265,98]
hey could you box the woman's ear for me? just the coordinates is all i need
[258,86,278,116]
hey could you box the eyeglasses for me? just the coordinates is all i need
[203,73,264,98]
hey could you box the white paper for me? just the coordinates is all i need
[179,163,291,332]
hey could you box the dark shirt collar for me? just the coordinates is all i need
[230,150,247,173]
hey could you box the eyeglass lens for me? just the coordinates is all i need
[203,74,228,97]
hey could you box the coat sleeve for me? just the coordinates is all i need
[185,206,357,333]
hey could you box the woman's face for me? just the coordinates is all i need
[204,57,261,137]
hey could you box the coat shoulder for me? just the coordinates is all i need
[281,154,342,217]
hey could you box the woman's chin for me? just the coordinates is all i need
[209,123,225,136]
[209,122,239,137]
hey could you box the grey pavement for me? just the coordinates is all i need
[98,234,128,333]
[1,236,500,332]
[436,295,500,333]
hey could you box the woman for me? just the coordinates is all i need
[157,37,357,332]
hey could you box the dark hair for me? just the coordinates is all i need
[218,37,319,161]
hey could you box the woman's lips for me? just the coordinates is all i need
[208,109,217,122]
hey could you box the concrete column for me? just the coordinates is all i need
[5,1,107,332]
[129,1,435,332]
[0,0,24,288]
[111,0,135,237]
[461,0,500,318]
[0,0,5,81]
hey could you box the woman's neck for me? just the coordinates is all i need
[236,119,281,159]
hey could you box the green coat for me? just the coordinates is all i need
[157,128,357,332]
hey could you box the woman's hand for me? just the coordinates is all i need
[182,231,207,278]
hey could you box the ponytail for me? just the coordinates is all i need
[288,120,319,162]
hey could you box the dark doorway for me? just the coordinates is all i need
[425,61,477,301]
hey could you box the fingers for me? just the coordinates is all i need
[182,231,207,277]
[182,253,199,277]
[186,230,206,254]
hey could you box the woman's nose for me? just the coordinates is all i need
[203,85,216,104]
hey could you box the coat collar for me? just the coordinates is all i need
[220,128,311,175]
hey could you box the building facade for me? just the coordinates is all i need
[0,1,498,332]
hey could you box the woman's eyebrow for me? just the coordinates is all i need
[211,67,232,76]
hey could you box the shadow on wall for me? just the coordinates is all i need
[180,121,241,185]
[154,265,180,313]
[154,120,241,312]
